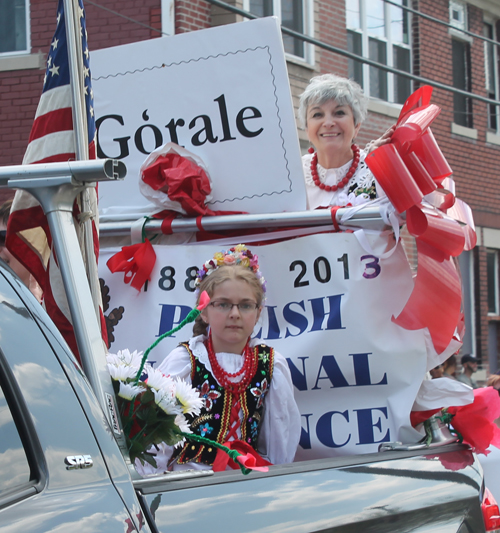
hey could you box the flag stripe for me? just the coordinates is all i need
[34,85,73,119]
[29,108,74,144]
[7,205,51,285]
[24,130,76,164]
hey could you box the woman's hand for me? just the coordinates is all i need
[365,124,396,153]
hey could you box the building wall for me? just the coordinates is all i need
[1,0,499,374]
[176,0,211,32]
[0,0,162,204]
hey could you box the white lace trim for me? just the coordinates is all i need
[303,151,375,192]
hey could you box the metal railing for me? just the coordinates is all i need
[100,205,390,238]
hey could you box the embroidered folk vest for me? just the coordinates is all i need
[171,342,275,467]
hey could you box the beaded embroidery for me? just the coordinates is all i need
[170,342,275,466]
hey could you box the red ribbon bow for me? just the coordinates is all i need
[142,152,213,217]
[365,86,477,354]
[106,239,156,292]
[212,440,271,472]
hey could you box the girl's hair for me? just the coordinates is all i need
[298,73,368,129]
[192,265,264,337]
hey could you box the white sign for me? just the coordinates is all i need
[99,233,426,460]
[92,18,306,220]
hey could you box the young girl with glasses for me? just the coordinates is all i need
[156,245,301,472]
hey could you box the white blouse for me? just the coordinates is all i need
[135,335,301,475]
[302,150,379,210]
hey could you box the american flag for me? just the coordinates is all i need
[7,0,107,362]
[24,0,95,164]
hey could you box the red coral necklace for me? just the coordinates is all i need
[206,334,258,394]
[310,144,360,192]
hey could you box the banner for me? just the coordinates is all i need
[99,232,427,460]
[91,17,305,220]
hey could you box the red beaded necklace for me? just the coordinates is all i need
[310,144,360,192]
[206,334,258,395]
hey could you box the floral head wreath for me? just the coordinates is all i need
[195,244,266,295]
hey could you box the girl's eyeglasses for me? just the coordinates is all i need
[209,301,259,313]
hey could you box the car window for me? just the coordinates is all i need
[0,375,31,495]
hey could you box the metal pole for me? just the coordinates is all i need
[42,188,108,399]
[100,205,390,238]
[2,160,128,450]
[63,0,106,353]
[63,0,88,159]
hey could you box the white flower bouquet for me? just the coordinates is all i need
[107,348,203,467]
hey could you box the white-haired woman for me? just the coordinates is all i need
[299,74,393,210]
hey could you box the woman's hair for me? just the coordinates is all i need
[192,265,265,337]
[298,73,368,129]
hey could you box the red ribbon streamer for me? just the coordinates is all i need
[365,86,476,354]
[330,206,341,231]
[212,439,272,472]
[448,387,500,455]
[196,216,205,232]
[392,240,462,354]
[106,239,156,292]
[159,212,176,235]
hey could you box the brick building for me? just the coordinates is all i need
[1,0,500,377]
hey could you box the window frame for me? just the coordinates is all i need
[487,249,499,316]
[448,0,473,129]
[483,18,499,133]
[161,0,175,37]
[0,347,46,509]
[449,0,467,31]
[243,0,315,64]
[451,36,473,128]
[346,0,412,105]
[0,0,30,57]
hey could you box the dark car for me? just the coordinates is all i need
[0,257,495,532]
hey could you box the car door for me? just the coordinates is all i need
[0,265,148,533]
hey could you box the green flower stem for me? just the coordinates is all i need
[141,217,153,244]
[436,408,454,426]
[432,410,464,444]
[124,394,144,432]
[423,419,433,446]
[123,409,133,436]
[176,431,253,475]
[133,308,201,385]
[128,420,150,450]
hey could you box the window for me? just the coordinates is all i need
[484,21,499,131]
[452,38,472,127]
[346,0,411,104]
[0,0,29,55]
[487,250,499,315]
[449,1,472,128]
[247,0,312,61]
[0,372,31,496]
[449,0,466,31]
